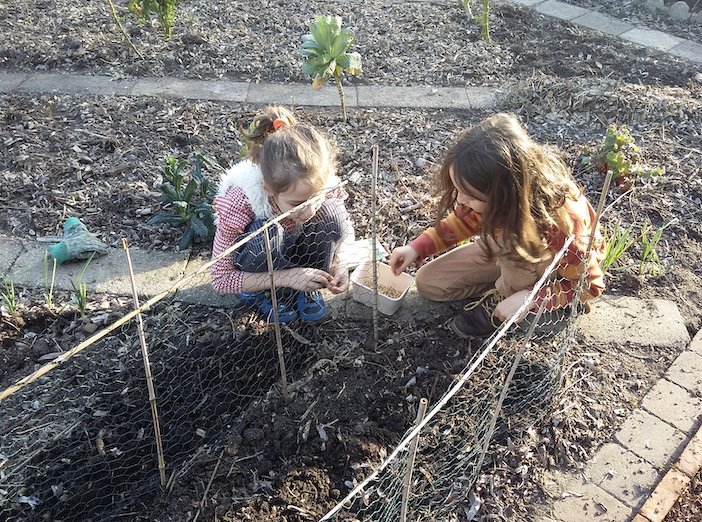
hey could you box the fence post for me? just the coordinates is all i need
[263,228,289,401]
[371,144,380,348]
[400,397,428,522]
[121,239,167,487]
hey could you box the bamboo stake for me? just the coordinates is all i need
[0,182,346,403]
[122,239,167,488]
[400,397,428,522]
[192,449,225,522]
[263,229,289,402]
[371,144,380,348]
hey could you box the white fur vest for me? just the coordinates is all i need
[216,159,273,220]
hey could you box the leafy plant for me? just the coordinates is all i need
[584,124,663,190]
[460,0,491,43]
[1,276,18,315]
[128,0,179,39]
[601,222,636,274]
[148,151,222,250]
[71,254,95,317]
[300,15,362,122]
[639,220,672,276]
[44,250,57,310]
[238,120,257,159]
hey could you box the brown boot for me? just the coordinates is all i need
[450,289,502,339]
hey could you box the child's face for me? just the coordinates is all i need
[273,180,322,224]
[450,167,488,214]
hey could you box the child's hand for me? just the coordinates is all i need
[285,267,333,292]
[327,265,349,294]
[494,290,533,323]
[388,245,419,276]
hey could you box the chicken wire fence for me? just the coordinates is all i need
[0,183,598,521]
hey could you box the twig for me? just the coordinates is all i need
[226,451,264,478]
[106,0,145,60]
[192,449,225,522]
[264,230,289,401]
[401,397,429,522]
[122,238,167,488]
[371,144,380,348]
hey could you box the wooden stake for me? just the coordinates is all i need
[401,397,428,522]
[263,229,289,402]
[371,144,380,348]
[122,239,167,488]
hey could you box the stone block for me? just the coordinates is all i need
[665,351,702,394]
[577,296,689,349]
[357,85,494,109]
[535,0,589,20]
[586,442,659,507]
[639,468,690,522]
[19,73,134,96]
[614,409,687,469]
[620,28,685,52]
[676,431,702,478]
[571,11,634,36]
[0,237,24,276]
[669,40,702,64]
[641,379,702,434]
[511,0,547,6]
[176,255,241,308]
[690,328,702,357]
[551,481,633,521]
[131,78,249,102]
[668,1,690,20]
[246,82,353,107]
[0,71,28,92]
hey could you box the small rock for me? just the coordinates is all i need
[242,427,264,442]
[645,0,665,11]
[669,1,690,20]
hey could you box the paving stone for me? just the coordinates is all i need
[631,515,651,522]
[9,242,188,298]
[641,379,702,434]
[690,328,702,357]
[571,11,634,36]
[246,82,352,107]
[577,296,689,349]
[0,71,28,92]
[0,237,24,276]
[676,430,702,478]
[18,73,134,96]
[510,0,547,6]
[665,351,702,394]
[535,0,589,20]
[131,78,249,102]
[586,442,659,507]
[669,40,702,64]
[357,85,494,109]
[550,481,633,521]
[620,27,685,52]
[614,409,687,469]
[639,467,690,522]
[176,256,242,308]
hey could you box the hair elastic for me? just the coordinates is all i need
[272,118,288,131]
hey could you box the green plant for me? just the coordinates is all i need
[639,220,672,276]
[584,124,663,189]
[128,0,179,38]
[601,222,636,274]
[238,120,257,159]
[149,151,222,250]
[43,251,57,310]
[1,276,18,315]
[460,0,491,43]
[71,253,95,317]
[300,15,362,122]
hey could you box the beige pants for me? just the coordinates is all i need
[415,237,553,302]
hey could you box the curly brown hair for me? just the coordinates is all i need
[436,113,581,262]
[244,105,336,195]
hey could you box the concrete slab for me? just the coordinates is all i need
[642,379,702,434]
[669,40,702,64]
[19,73,135,96]
[620,27,685,52]
[0,71,28,92]
[535,0,589,20]
[613,409,687,469]
[131,77,249,102]
[550,481,633,522]
[577,296,689,349]
[676,430,702,478]
[175,255,242,307]
[571,11,634,36]
[0,238,25,275]
[586,442,659,507]
[690,329,702,357]
[357,85,494,109]
[510,0,547,6]
[245,82,352,107]
[638,468,690,522]
[9,242,188,298]
[665,351,702,395]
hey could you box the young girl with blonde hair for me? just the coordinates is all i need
[211,106,353,323]
[389,113,604,337]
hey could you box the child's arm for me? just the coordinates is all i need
[210,191,254,294]
[327,199,355,294]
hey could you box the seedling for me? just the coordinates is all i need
[43,250,57,310]
[149,151,223,250]
[300,15,362,122]
[584,125,663,190]
[1,276,18,315]
[639,220,671,276]
[460,0,492,43]
[71,253,95,317]
[128,0,179,38]
[601,223,636,274]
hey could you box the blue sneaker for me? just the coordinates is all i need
[296,291,327,322]
[237,291,298,324]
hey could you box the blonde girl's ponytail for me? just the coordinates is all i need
[242,105,298,164]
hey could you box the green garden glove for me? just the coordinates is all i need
[47,217,108,264]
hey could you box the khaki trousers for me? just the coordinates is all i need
[415,237,553,302]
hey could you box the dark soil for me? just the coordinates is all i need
[1,0,701,520]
